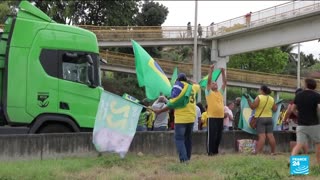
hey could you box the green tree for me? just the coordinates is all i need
[32,0,141,25]
[160,46,192,62]
[135,0,169,26]
[134,0,169,58]
[300,52,317,68]
[280,44,297,63]
[201,47,211,64]
[0,1,19,24]
[102,72,145,100]
[32,0,82,25]
[79,0,140,26]
[228,47,288,74]
[280,44,298,75]
[0,2,10,24]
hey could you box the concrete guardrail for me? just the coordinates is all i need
[0,131,311,161]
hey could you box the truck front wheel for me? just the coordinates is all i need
[37,123,73,133]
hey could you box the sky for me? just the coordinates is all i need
[156,1,320,59]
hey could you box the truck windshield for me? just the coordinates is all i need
[62,53,89,84]
[62,53,100,87]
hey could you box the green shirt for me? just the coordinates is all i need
[138,111,149,126]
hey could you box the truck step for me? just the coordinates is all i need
[0,126,30,134]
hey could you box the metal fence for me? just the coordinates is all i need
[210,0,320,37]
[80,0,320,40]
[0,1,319,41]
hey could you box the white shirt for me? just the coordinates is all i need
[152,99,169,128]
[224,106,234,127]
[193,106,201,131]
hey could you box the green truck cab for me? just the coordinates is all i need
[0,1,103,133]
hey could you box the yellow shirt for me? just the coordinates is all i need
[175,84,200,124]
[205,89,224,118]
[255,95,275,118]
[146,108,155,128]
[201,111,208,127]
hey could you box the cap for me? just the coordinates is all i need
[178,73,187,81]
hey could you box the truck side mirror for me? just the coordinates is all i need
[86,54,93,65]
[86,55,96,88]
[87,65,96,88]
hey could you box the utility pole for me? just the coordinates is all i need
[192,0,198,82]
[192,0,201,102]
[297,43,301,88]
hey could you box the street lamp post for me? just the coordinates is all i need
[297,43,301,88]
[192,0,201,101]
[192,0,198,82]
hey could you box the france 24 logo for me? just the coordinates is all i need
[290,156,309,175]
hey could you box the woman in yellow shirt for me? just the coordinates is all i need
[246,85,277,154]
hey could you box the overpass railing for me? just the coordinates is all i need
[99,51,320,91]
[79,1,320,41]
[212,1,320,37]
[80,25,206,41]
[0,2,319,41]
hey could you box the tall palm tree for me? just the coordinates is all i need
[280,44,298,63]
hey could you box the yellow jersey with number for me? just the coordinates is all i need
[174,84,200,124]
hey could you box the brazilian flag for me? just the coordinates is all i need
[239,95,284,135]
[167,81,192,109]
[132,40,171,100]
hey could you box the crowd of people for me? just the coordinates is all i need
[135,65,320,165]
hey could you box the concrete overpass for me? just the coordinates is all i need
[82,1,320,91]
[81,1,320,56]
[215,4,320,56]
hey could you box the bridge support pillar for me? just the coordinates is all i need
[274,91,280,101]
[211,40,218,62]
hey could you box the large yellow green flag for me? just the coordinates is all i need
[132,40,171,100]
[239,95,283,135]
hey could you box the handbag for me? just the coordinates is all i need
[250,96,269,129]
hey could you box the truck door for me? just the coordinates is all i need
[58,51,101,129]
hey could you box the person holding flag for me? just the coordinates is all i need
[154,73,200,163]
[245,85,277,155]
[206,64,226,156]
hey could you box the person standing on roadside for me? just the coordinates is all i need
[290,79,320,164]
[233,97,241,130]
[206,64,226,156]
[246,85,277,155]
[283,88,308,154]
[154,73,200,163]
[224,101,235,131]
[152,95,169,131]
